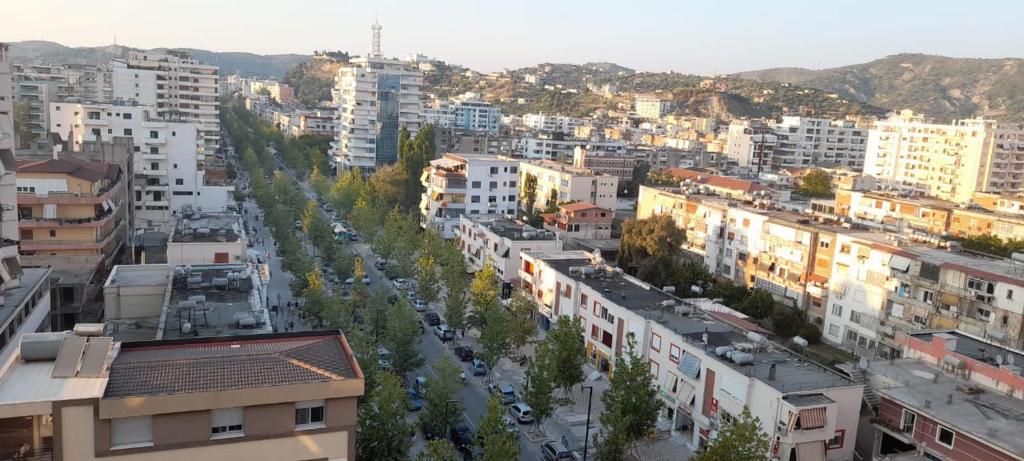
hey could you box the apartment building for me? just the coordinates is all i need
[774,116,868,170]
[724,121,776,173]
[634,94,671,119]
[0,44,55,367]
[166,212,248,266]
[656,168,788,201]
[111,50,220,149]
[518,251,862,459]
[521,113,584,133]
[420,153,520,238]
[240,78,294,104]
[542,202,614,240]
[332,23,422,173]
[0,329,363,461]
[518,132,583,162]
[863,110,1024,204]
[49,101,234,231]
[862,331,1024,461]
[456,215,561,294]
[11,63,112,148]
[435,128,516,156]
[573,146,642,180]
[519,160,619,213]
[425,96,501,134]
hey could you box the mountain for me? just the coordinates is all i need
[733,54,1024,122]
[6,40,309,78]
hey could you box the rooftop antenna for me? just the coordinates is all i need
[371,19,382,58]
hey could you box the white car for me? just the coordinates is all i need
[393,278,408,290]
[509,403,534,423]
[433,324,454,340]
[413,299,428,312]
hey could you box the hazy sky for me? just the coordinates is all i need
[6,0,1023,74]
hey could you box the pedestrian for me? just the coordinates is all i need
[562,435,568,449]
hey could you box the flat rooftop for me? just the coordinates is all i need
[104,264,172,288]
[907,245,1024,282]
[171,212,244,243]
[909,331,1024,368]
[104,331,359,398]
[465,215,557,241]
[1,268,50,325]
[540,255,854,392]
[864,358,1024,457]
[524,159,596,176]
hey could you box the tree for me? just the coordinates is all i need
[477,395,519,461]
[618,215,686,286]
[357,372,414,461]
[443,259,470,337]
[547,315,585,401]
[421,356,464,439]
[301,199,324,235]
[740,288,775,319]
[330,169,366,213]
[544,189,559,213]
[595,337,662,460]
[416,255,441,304]
[384,299,425,376]
[705,280,751,307]
[520,172,538,215]
[477,304,511,381]
[796,169,834,198]
[692,407,770,461]
[671,259,713,297]
[522,341,555,434]
[506,291,537,357]
[469,263,500,314]
[417,439,461,461]
[12,99,35,149]
[309,164,329,197]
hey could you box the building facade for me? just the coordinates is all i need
[773,116,868,170]
[455,215,561,292]
[634,94,671,119]
[420,153,520,238]
[518,160,619,213]
[724,121,776,173]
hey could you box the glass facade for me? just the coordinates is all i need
[375,74,401,166]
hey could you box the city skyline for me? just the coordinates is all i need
[7,0,1024,75]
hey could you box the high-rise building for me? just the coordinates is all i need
[863,110,1024,204]
[773,116,868,170]
[518,160,619,213]
[11,63,113,149]
[49,101,234,231]
[634,93,671,119]
[111,50,220,149]
[331,22,422,173]
[724,120,776,174]
[420,153,519,238]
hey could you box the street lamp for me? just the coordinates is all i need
[581,385,595,461]
[443,399,460,440]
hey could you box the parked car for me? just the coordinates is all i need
[405,387,422,411]
[469,358,488,376]
[393,278,409,290]
[433,324,454,341]
[509,403,534,424]
[294,220,302,230]
[453,345,474,362]
[423,312,441,326]
[413,299,429,312]
[377,347,392,371]
[361,275,370,285]
[344,277,355,286]
[540,440,573,461]
[449,421,474,450]
[487,382,517,405]
[501,416,520,436]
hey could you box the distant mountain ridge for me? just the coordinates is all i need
[732,53,1024,122]
[6,40,309,78]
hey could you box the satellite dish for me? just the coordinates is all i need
[1009,355,1016,366]
[996,355,1004,365]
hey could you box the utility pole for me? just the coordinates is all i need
[582,385,595,461]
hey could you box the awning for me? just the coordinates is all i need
[799,407,827,429]
[889,255,912,272]
[796,441,826,461]
[678,352,701,380]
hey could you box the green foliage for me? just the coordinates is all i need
[692,407,770,461]
[520,172,539,214]
[955,234,1024,257]
[796,169,834,198]
[506,291,538,356]
[469,263,501,313]
[356,372,414,461]
[12,99,35,149]
[442,255,470,335]
[478,303,512,373]
[618,215,686,280]
[478,395,520,461]
[547,316,586,399]
[741,288,776,319]
[522,340,555,430]
[595,337,662,460]
[416,256,440,304]
[418,439,461,461]
[384,299,425,376]
[421,356,464,439]
[283,57,345,107]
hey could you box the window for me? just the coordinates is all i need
[649,360,660,379]
[122,112,132,120]
[211,407,244,438]
[489,167,499,174]
[669,344,681,363]
[900,410,916,433]
[470,195,480,203]
[591,325,599,340]
[111,416,153,449]
[828,324,840,336]
[580,293,588,308]
[826,429,845,450]
[651,333,662,352]
[123,128,133,136]
[471,181,481,189]
[149,130,159,139]
[831,304,842,317]
[49,230,56,238]
[295,400,326,429]
[175,179,184,185]
[1008,289,1014,300]
[935,425,955,448]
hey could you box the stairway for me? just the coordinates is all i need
[850,368,880,410]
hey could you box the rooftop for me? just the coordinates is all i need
[523,159,597,176]
[1,268,50,326]
[864,358,1024,457]
[908,331,1024,368]
[0,334,110,410]
[104,331,360,398]
[539,254,854,392]
[17,156,120,183]
[464,215,557,241]
[171,212,245,244]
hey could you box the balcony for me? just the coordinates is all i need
[16,184,121,206]
[17,209,118,229]
[144,136,167,145]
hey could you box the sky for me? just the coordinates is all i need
[6,0,1024,75]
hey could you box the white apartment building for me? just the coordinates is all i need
[0,43,54,366]
[518,251,862,459]
[455,215,561,287]
[49,101,233,231]
[240,78,294,104]
[774,116,868,170]
[724,121,776,173]
[12,63,112,146]
[518,160,619,212]
[422,102,456,128]
[518,134,582,162]
[423,98,501,134]
[111,50,220,149]
[332,23,422,173]
[420,153,519,238]
[634,94,671,119]
[863,110,1024,204]
[522,113,584,133]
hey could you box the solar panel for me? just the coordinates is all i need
[78,337,113,377]
[52,336,87,378]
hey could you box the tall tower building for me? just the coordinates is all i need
[111,50,220,149]
[331,22,422,173]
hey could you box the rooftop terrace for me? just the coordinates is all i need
[465,215,557,241]
[171,212,245,244]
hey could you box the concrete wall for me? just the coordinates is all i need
[166,240,247,266]
[102,265,172,320]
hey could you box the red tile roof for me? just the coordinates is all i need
[662,168,767,193]
[18,156,119,183]
[559,202,607,212]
